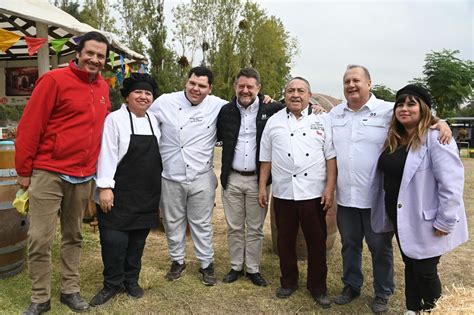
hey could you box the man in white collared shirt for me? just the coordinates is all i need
[331,65,452,313]
[217,68,284,287]
[149,67,226,286]
[258,77,336,309]
[330,65,395,313]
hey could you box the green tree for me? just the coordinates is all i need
[414,49,473,118]
[454,99,474,117]
[114,0,147,55]
[79,0,116,32]
[143,0,184,94]
[371,84,396,102]
[53,0,81,20]
[171,0,298,100]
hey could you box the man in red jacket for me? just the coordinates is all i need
[15,31,111,315]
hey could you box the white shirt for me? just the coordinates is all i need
[232,98,259,172]
[260,108,335,201]
[149,91,227,183]
[95,104,161,190]
[330,94,393,208]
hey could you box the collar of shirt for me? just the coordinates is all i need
[286,105,311,119]
[236,97,259,113]
[343,93,380,113]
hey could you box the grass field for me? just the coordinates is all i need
[1,152,472,314]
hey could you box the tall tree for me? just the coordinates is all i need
[414,49,473,118]
[171,0,298,99]
[79,0,116,32]
[371,84,396,102]
[54,0,81,20]
[114,0,147,55]
[143,0,184,94]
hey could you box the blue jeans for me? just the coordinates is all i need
[337,205,395,299]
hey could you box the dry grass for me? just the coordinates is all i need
[1,151,473,314]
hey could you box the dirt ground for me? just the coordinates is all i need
[1,152,472,314]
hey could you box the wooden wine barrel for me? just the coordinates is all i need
[0,140,29,278]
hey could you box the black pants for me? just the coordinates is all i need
[273,197,327,295]
[99,227,150,289]
[401,250,441,311]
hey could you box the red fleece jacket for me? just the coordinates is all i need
[15,60,111,177]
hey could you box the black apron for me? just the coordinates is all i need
[98,107,162,230]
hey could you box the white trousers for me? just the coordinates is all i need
[221,172,268,273]
[161,170,217,268]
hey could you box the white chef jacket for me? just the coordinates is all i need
[260,107,335,201]
[232,98,259,172]
[149,91,227,183]
[95,104,161,191]
[330,94,393,208]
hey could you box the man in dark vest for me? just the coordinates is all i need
[216,68,283,287]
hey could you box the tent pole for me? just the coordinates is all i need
[36,22,49,76]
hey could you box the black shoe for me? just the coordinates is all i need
[60,292,89,312]
[371,296,389,313]
[313,293,331,309]
[166,261,186,281]
[22,300,51,315]
[125,283,144,299]
[275,287,297,298]
[199,262,217,286]
[334,285,360,305]
[246,272,267,287]
[222,269,244,283]
[89,287,123,307]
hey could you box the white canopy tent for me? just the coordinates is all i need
[0,0,147,107]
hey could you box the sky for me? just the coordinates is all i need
[163,0,473,99]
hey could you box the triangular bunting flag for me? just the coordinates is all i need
[0,28,22,52]
[110,76,116,89]
[120,55,125,74]
[50,37,70,55]
[124,64,130,78]
[24,36,48,56]
[72,36,81,44]
[116,72,123,85]
[109,51,115,69]
[139,64,146,74]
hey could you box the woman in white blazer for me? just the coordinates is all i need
[371,84,468,313]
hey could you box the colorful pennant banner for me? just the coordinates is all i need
[0,28,22,52]
[0,28,148,89]
[24,36,48,56]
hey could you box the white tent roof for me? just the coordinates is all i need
[0,0,147,65]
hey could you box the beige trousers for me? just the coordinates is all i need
[221,172,268,274]
[27,169,91,303]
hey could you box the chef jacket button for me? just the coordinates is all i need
[290,133,294,136]
[288,153,291,157]
[303,133,306,136]
[306,153,309,156]
[304,173,307,176]
[293,174,296,177]
[398,204,402,208]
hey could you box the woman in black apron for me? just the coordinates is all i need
[90,73,162,306]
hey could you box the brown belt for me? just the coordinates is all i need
[232,168,257,176]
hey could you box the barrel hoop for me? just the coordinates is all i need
[0,239,28,254]
[0,260,24,278]
[0,201,14,210]
[0,168,17,177]
[0,180,17,186]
